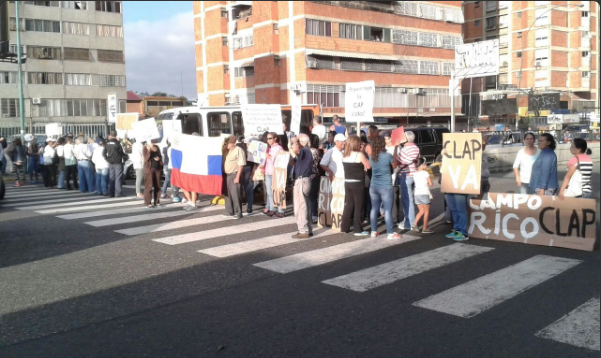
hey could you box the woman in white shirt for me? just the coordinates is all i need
[43,138,58,188]
[131,140,145,198]
[513,132,540,195]
[92,139,110,196]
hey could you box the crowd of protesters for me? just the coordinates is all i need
[1,117,596,241]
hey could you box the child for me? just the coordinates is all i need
[412,157,433,234]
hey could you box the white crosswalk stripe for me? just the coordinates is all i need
[153,217,297,245]
[322,243,494,292]
[254,235,421,274]
[35,200,142,214]
[536,298,600,351]
[413,255,582,318]
[199,229,338,258]
[89,205,222,228]
[2,194,98,207]
[0,190,79,199]
[57,203,181,220]
[17,197,134,210]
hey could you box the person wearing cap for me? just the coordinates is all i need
[223,135,246,219]
[43,137,58,188]
[320,133,346,180]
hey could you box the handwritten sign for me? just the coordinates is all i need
[391,126,406,146]
[272,151,290,209]
[161,119,182,142]
[116,113,138,131]
[291,103,302,136]
[344,81,375,123]
[131,118,160,143]
[242,104,283,135]
[107,93,118,123]
[45,123,62,136]
[454,39,499,79]
[317,177,345,231]
[469,194,596,252]
[441,133,482,195]
[247,140,267,166]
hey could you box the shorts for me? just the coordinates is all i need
[415,195,431,205]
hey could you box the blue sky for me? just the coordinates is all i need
[122,1,196,99]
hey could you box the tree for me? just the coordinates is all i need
[151,91,168,97]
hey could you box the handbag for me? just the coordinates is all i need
[564,156,583,197]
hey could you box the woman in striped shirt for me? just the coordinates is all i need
[559,138,593,199]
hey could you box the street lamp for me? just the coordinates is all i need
[515,3,584,130]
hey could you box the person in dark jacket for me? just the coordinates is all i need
[102,130,128,197]
[11,137,27,186]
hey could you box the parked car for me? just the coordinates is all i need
[407,127,450,163]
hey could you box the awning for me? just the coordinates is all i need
[240,61,254,67]
[306,49,400,61]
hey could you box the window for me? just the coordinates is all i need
[475,20,480,27]
[442,35,462,49]
[517,12,522,18]
[339,23,362,40]
[27,46,61,60]
[486,1,496,11]
[0,72,19,84]
[582,51,590,57]
[32,99,106,117]
[419,3,437,19]
[306,19,331,37]
[366,60,392,72]
[65,73,92,86]
[98,74,126,87]
[516,51,522,58]
[97,50,124,62]
[96,24,123,37]
[442,63,453,76]
[24,1,59,7]
[486,17,496,29]
[234,67,254,77]
[232,34,253,49]
[582,71,590,78]
[517,32,523,38]
[28,72,63,85]
[305,85,341,108]
[582,11,589,18]
[62,1,87,9]
[393,30,418,46]
[393,59,419,74]
[418,32,439,47]
[534,49,549,67]
[474,2,480,8]
[369,27,385,42]
[419,61,440,75]
[95,1,121,13]
[8,44,24,55]
[221,9,228,18]
[223,65,229,74]
[274,58,280,66]
[63,22,90,35]
[535,29,548,47]
[535,8,550,26]
[340,58,364,71]
[63,48,91,61]
[0,99,20,118]
[222,36,228,46]
[20,18,60,33]
[499,15,509,28]
[207,113,232,136]
[308,56,334,70]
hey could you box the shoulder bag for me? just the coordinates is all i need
[564,156,583,197]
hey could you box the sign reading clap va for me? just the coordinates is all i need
[441,133,482,195]
[469,194,596,251]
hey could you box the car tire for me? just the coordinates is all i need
[127,165,136,180]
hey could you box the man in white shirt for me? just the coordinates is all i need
[311,116,327,148]
[75,136,94,193]
[62,136,78,190]
[320,134,346,180]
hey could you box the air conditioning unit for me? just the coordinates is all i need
[32,98,42,105]
[307,61,318,68]
[411,88,424,95]
[397,87,407,93]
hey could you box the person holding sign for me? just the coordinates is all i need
[530,133,559,196]
[341,135,371,236]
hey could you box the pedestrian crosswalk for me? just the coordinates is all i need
[2,185,598,352]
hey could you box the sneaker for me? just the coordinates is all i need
[397,223,410,230]
[370,231,379,238]
[292,233,310,239]
[421,230,434,235]
[446,221,452,225]
[231,216,242,220]
[172,197,182,203]
[184,204,197,211]
[445,230,457,239]
[387,233,402,240]
[411,225,420,233]
[354,231,369,237]
[453,233,469,242]
[160,194,168,199]
[182,198,188,204]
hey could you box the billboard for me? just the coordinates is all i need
[528,93,560,114]
[454,39,500,79]
[481,98,518,116]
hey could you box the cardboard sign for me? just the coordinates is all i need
[116,113,138,130]
[247,140,268,166]
[107,93,118,123]
[391,126,406,146]
[344,81,375,123]
[272,152,290,209]
[131,118,160,143]
[242,104,284,135]
[161,120,182,142]
[45,123,61,136]
[441,133,482,195]
[469,194,596,251]
[290,103,302,136]
[317,177,345,231]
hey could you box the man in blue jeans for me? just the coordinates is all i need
[74,137,94,193]
[396,131,420,230]
[445,193,469,241]
[103,131,127,197]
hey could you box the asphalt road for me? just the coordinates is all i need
[0,165,599,358]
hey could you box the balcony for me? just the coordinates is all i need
[311,1,395,14]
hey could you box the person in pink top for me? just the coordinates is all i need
[262,132,285,217]
[395,131,420,230]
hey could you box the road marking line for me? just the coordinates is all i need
[199,229,337,258]
[254,235,421,274]
[87,205,222,227]
[0,190,81,199]
[17,197,134,210]
[323,243,494,292]
[413,255,582,318]
[57,203,181,220]
[35,200,142,214]
[152,217,297,245]
[536,298,600,351]
[2,194,98,207]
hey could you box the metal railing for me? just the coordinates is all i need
[0,122,113,141]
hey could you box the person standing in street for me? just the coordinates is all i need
[103,130,127,198]
[223,135,246,219]
[143,141,163,208]
[291,134,314,239]
[311,116,327,148]
[396,131,420,230]
[0,137,7,176]
[329,115,348,136]
[62,136,78,190]
[262,132,285,217]
[320,133,346,180]
[55,137,66,189]
[340,135,371,236]
[74,136,94,193]
[412,157,433,234]
[559,138,593,199]
[131,138,145,199]
[513,132,540,195]
[92,139,109,196]
[27,137,40,184]
[42,138,58,188]
[11,137,27,186]
[530,133,558,196]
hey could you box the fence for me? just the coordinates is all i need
[479,129,600,147]
[0,122,113,141]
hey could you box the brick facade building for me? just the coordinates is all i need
[194,1,464,127]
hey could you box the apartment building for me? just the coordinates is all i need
[462,1,599,130]
[194,1,464,127]
[0,1,127,134]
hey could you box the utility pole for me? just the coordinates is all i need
[15,1,25,139]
